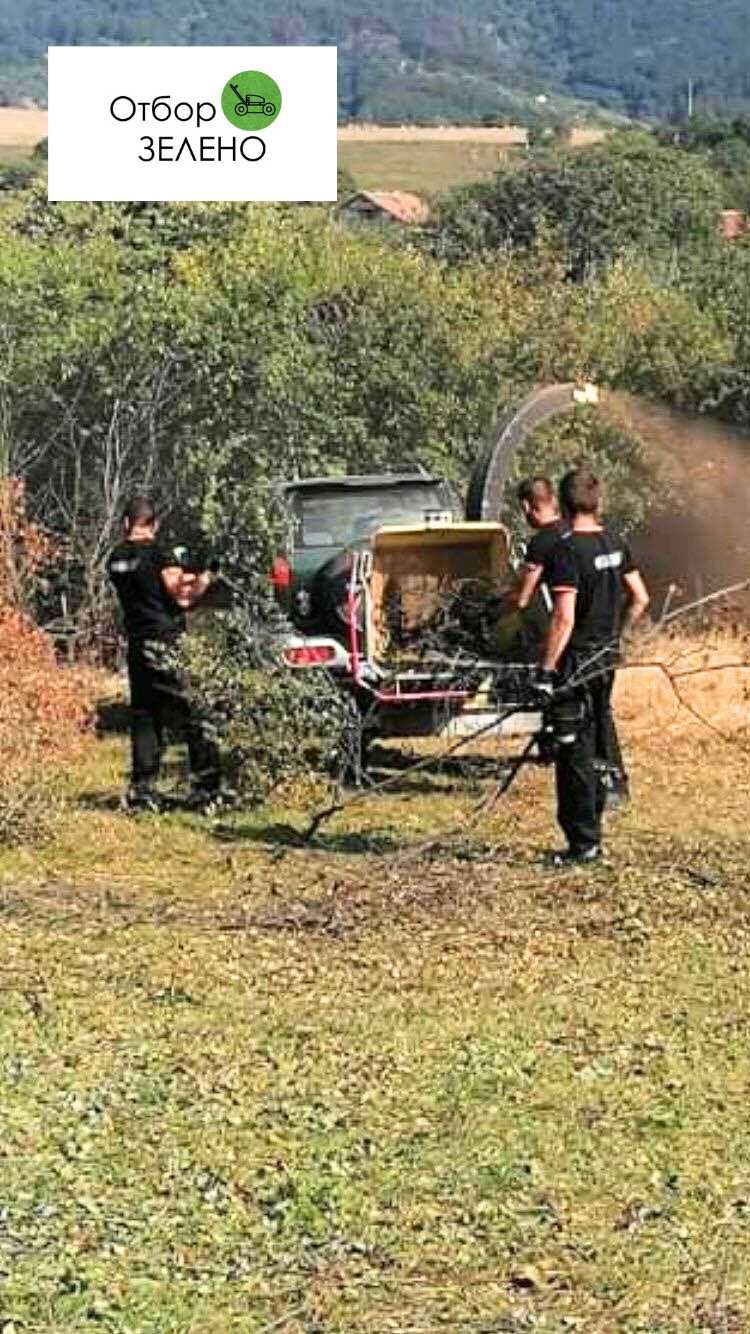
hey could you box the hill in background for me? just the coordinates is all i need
[1,0,748,123]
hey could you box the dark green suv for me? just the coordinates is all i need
[272,473,462,648]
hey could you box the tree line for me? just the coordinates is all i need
[0,129,748,641]
[2,0,750,122]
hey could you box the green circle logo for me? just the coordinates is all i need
[221,70,282,132]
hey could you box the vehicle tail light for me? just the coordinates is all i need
[270,556,292,589]
[282,645,337,667]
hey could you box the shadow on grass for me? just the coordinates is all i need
[367,745,503,782]
[77,791,185,814]
[78,763,190,814]
[96,697,130,735]
[78,791,125,813]
[211,820,403,857]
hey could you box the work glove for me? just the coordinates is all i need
[531,666,557,708]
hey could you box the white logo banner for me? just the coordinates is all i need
[48,46,338,202]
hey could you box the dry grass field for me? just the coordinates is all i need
[0,108,606,192]
[0,105,47,159]
[337,125,530,143]
[338,124,527,192]
[338,139,515,194]
[338,122,607,193]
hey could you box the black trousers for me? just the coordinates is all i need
[127,638,220,790]
[595,669,627,783]
[554,654,624,852]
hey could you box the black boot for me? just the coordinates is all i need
[548,844,602,868]
[124,784,164,814]
[185,782,237,813]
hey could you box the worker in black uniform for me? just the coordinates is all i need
[538,467,650,865]
[516,473,631,808]
[493,476,567,659]
[108,495,220,812]
[515,476,566,613]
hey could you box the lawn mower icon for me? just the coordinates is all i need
[230,83,276,117]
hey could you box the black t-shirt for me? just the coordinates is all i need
[547,527,637,654]
[525,520,568,577]
[108,540,185,642]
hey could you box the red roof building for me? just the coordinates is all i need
[338,190,430,225]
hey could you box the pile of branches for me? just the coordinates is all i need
[177,581,354,808]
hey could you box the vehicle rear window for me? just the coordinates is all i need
[292,485,452,548]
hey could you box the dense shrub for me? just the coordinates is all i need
[502,406,658,542]
[179,594,351,807]
[1,195,728,596]
[0,159,741,670]
[427,133,723,269]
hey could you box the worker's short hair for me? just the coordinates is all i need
[517,476,555,508]
[122,495,157,528]
[559,467,602,517]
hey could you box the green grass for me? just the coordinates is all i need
[1,720,749,1331]
[338,141,513,196]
